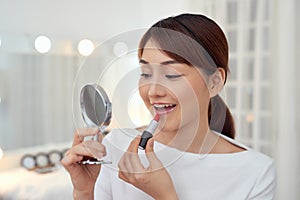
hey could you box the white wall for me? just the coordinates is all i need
[297,0,300,135]
[272,0,300,199]
[0,0,190,41]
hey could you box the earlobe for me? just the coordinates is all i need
[209,82,218,98]
[209,68,226,98]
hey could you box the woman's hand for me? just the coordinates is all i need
[118,136,178,200]
[61,128,106,200]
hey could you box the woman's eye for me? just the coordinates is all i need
[165,74,183,79]
[140,73,152,78]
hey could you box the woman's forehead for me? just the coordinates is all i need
[141,40,175,63]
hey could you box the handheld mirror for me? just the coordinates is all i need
[79,84,112,164]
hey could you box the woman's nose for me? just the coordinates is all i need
[148,83,165,97]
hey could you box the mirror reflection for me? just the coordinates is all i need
[80,84,112,130]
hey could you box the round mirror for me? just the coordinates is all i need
[79,84,112,164]
[80,84,112,131]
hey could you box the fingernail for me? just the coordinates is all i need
[148,138,154,146]
[96,152,103,159]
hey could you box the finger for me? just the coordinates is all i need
[72,140,106,159]
[127,136,141,153]
[119,151,144,175]
[95,133,105,143]
[118,154,132,182]
[145,137,155,154]
[145,138,162,170]
[61,151,83,169]
[127,136,146,172]
[129,152,146,174]
[83,140,107,158]
[72,127,100,146]
[118,169,129,183]
[118,151,135,175]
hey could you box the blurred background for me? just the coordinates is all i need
[0,0,299,199]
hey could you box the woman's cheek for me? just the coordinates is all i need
[138,85,150,105]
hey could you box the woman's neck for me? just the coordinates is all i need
[153,120,212,153]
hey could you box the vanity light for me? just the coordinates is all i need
[48,150,62,165]
[34,36,51,53]
[78,39,94,56]
[113,42,128,57]
[35,153,50,168]
[20,154,36,170]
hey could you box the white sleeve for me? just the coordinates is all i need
[94,165,113,200]
[248,160,277,200]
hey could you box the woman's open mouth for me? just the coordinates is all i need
[153,103,177,115]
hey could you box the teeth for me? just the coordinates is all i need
[154,104,175,108]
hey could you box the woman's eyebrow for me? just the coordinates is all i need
[139,59,149,64]
[139,59,181,65]
[160,60,181,65]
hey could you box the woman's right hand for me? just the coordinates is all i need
[61,128,106,200]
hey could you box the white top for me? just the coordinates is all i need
[94,128,276,200]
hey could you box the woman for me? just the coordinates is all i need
[62,14,276,200]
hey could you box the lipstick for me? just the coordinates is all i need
[138,114,160,150]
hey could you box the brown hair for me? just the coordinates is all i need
[138,14,235,139]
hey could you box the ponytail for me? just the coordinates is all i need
[208,95,235,139]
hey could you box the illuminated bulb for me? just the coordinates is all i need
[0,39,2,47]
[0,147,3,160]
[34,36,51,53]
[78,39,94,56]
[113,42,128,57]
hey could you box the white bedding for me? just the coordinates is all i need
[0,166,73,200]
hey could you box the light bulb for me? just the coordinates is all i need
[34,36,51,53]
[78,39,94,56]
[113,42,128,57]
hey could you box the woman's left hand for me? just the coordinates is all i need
[118,136,178,200]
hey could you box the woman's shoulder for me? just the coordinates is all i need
[214,132,274,168]
[240,148,275,171]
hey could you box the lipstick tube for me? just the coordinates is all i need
[138,115,159,150]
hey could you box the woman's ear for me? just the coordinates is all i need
[208,68,226,98]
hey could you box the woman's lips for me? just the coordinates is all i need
[153,103,177,115]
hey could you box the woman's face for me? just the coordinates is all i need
[138,40,211,132]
